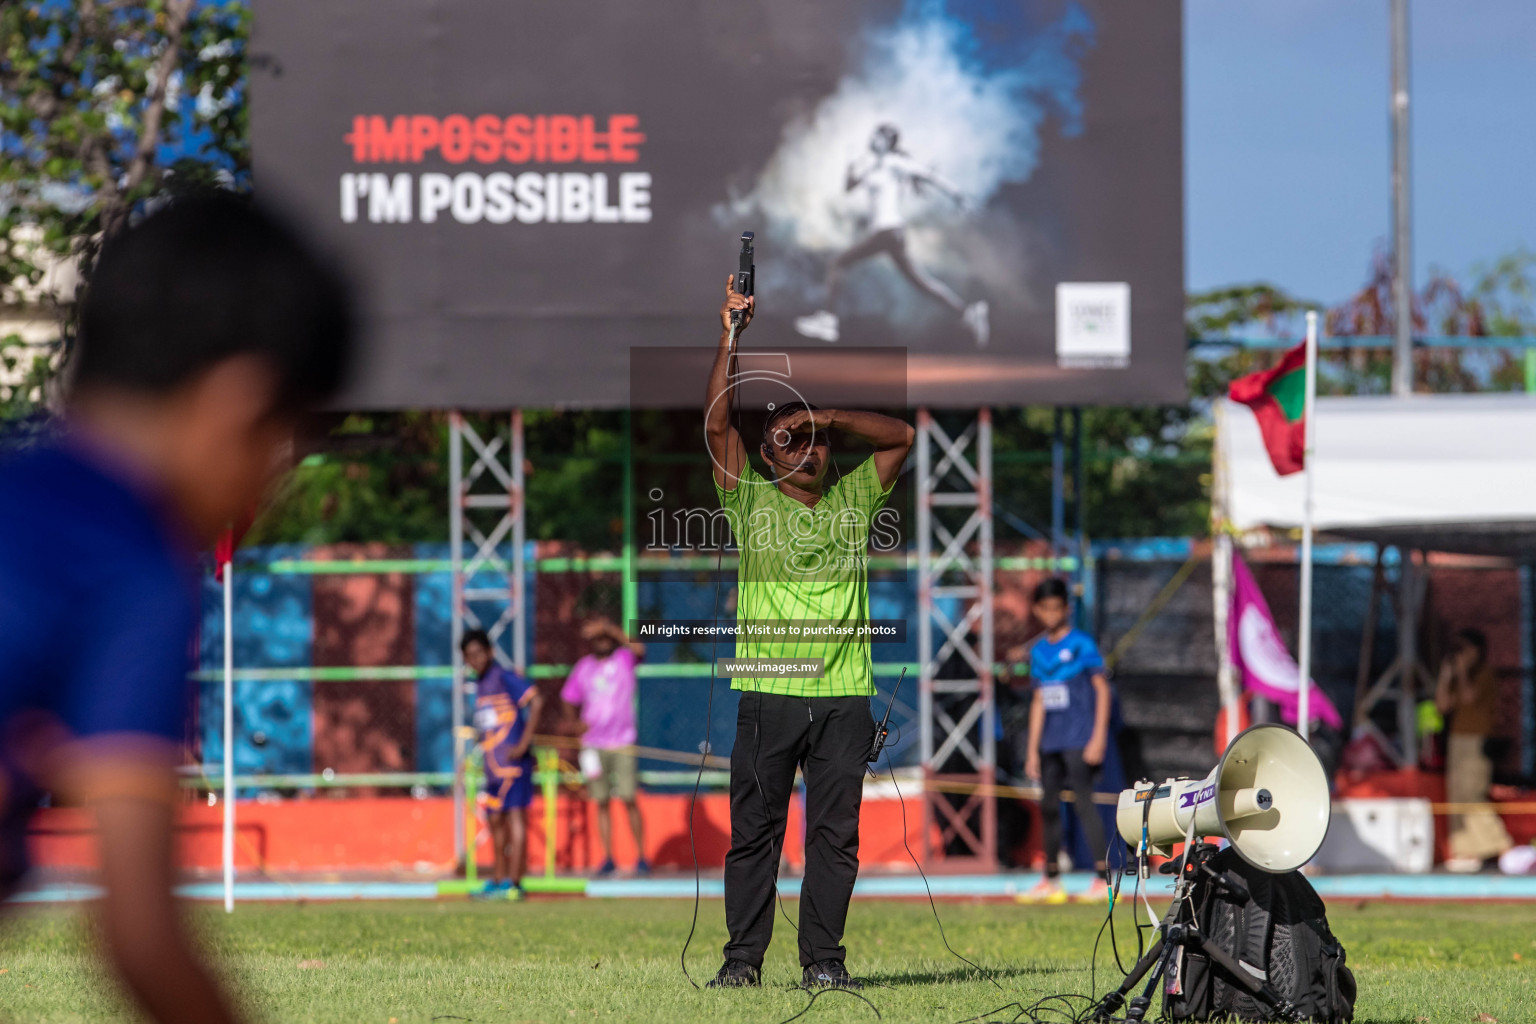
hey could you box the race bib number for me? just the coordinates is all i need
[473,706,500,732]
[1039,684,1070,711]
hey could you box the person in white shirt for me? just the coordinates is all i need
[795,123,988,347]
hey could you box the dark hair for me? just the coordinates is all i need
[460,629,492,652]
[1456,627,1488,661]
[1032,578,1070,604]
[761,401,824,449]
[75,194,355,413]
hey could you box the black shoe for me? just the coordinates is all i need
[802,960,862,990]
[706,959,761,988]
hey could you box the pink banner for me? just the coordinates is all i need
[1229,554,1343,730]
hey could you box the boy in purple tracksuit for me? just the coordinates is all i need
[463,629,542,896]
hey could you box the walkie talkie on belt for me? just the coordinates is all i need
[867,667,907,777]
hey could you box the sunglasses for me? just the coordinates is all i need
[766,429,829,453]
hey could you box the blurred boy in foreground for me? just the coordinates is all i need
[0,196,353,1023]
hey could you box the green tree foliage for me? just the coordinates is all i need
[0,0,249,426]
[244,412,450,546]
[1194,248,1536,405]
[247,410,630,550]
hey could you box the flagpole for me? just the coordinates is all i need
[223,557,235,913]
[1211,402,1240,747]
[1297,311,1319,741]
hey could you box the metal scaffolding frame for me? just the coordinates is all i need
[1351,548,1430,765]
[916,408,996,867]
[448,411,526,863]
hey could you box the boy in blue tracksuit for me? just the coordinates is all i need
[462,629,542,896]
[1022,578,1112,903]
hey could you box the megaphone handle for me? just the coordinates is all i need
[1196,860,1248,898]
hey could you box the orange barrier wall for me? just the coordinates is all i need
[27,791,938,875]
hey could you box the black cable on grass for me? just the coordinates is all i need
[945,837,1156,1024]
[1089,834,1132,997]
[1128,845,1150,963]
[951,992,1121,1024]
[678,608,717,989]
[884,747,1004,992]
[953,1001,1027,1024]
[680,322,739,988]
[776,985,882,1024]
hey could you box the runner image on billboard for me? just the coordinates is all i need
[794,124,988,348]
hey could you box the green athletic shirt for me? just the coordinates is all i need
[713,456,896,697]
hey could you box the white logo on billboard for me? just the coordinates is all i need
[1056,282,1130,369]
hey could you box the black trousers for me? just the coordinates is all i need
[1039,748,1107,876]
[723,690,875,968]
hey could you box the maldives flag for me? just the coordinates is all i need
[1229,343,1308,476]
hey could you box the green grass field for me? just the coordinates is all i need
[0,897,1531,1023]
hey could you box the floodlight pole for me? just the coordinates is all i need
[1297,312,1319,741]
[1390,0,1413,396]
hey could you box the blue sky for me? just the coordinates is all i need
[1186,0,1536,304]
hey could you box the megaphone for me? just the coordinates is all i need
[1115,723,1330,873]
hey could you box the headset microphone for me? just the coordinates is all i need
[730,231,755,330]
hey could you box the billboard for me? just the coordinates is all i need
[252,0,1183,408]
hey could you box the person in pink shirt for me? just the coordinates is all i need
[561,616,648,875]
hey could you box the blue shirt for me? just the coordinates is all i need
[474,664,534,765]
[0,439,196,889]
[1029,628,1106,753]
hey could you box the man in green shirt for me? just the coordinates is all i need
[705,277,913,990]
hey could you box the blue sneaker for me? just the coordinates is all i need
[635,858,652,875]
[595,859,616,877]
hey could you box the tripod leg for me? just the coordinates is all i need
[1095,870,1194,1022]
[1092,937,1163,1022]
[1126,945,1174,1023]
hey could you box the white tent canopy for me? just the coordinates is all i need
[1222,394,1536,558]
